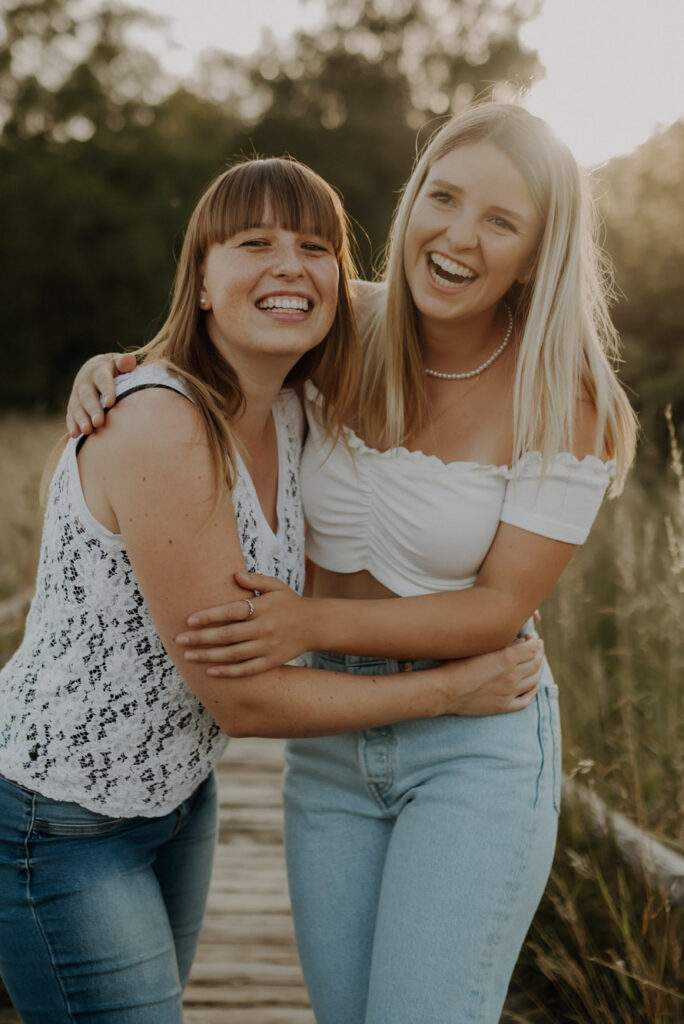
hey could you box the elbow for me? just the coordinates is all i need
[209,695,272,739]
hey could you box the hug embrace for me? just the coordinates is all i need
[0,102,635,1023]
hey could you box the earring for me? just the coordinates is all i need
[199,296,209,308]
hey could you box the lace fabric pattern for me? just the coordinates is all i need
[0,369,305,817]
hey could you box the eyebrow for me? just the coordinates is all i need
[427,178,529,226]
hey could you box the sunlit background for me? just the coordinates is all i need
[128,0,684,166]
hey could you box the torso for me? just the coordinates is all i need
[307,317,520,600]
[0,368,306,816]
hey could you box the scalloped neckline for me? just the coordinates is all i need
[304,380,615,475]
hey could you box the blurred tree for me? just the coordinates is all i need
[1,0,544,407]
[599,120,684,450]
[204,0,543,266]
[0,0,167,142]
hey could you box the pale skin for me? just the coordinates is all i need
[67,142,596,683]
[72,215,545,734]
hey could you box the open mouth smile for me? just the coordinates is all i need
[256,294,312,313]
[427,253,477,289]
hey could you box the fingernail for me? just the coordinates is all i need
[176,634,188,644]
[207,668,220,677]
[187,617,199,626]
[184,652,198,661]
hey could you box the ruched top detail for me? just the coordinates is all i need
[301,382,614,597]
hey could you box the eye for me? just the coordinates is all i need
[429,190,455,205]
[301,239,332,253]
[239,238,270,248]
[489,216,517,233]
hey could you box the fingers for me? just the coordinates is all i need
[507,637,544,667]
[184,641,261,665]
[177,624,246,646]
[508,683,540,711]
[205,657,271,678]
[185,601,253,628]
[234,571,285,593]
[114,352,137,375]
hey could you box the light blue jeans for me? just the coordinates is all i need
[0,770,217,1023]
[284,653,560,1024]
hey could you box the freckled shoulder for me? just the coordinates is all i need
[104,384,206,451]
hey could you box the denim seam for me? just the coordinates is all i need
[465,800,541,1022]
[533,693,544,809]
[545,689,561,814]
[23,794,77,1023]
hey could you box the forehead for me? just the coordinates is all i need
[424,140,538,216]
[218,176,342,249]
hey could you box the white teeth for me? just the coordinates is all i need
[429,253,475,279]
[257,295,310,311]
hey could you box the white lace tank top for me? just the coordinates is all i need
[0,365,305,816]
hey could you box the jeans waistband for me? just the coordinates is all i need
[315,652,442,673]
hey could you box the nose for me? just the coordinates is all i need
[273,238,305,277]
[444,209,479,250]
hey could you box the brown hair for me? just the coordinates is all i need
[138,157,361,492]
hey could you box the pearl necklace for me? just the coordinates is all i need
[424,303,513,380]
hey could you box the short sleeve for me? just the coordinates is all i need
[500,453,615,545]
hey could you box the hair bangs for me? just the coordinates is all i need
[200,159,345,255]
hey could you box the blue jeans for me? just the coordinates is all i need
[283,653,560,1024]
[0,770,217,1023]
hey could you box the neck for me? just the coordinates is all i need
[419,306,503,375]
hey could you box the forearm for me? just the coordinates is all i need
[202,661,448,737]
[309,586,526,660]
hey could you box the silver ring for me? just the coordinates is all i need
[242,598,255,620]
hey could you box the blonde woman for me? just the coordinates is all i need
[67,105,636,1023]
[0,156,544,1024]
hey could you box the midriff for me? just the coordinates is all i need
[308,564,399,601]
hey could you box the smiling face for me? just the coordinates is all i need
[199,214,340,373]
[403,140,543,332]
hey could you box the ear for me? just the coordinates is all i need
[517,259,536,286]
[198,274,211,311]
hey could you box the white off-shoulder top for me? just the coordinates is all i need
[301,381,614,598]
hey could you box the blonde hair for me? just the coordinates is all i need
[137,157,361,493]
[358,103,636,493]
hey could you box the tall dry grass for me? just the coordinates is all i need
[505,416,684,1022]
[0,413,64,600]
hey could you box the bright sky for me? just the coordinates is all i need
[130,0,684,166]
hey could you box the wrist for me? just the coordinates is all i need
[421,664,456,718]
[311,598,339,653]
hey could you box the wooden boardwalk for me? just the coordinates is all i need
[0,738,315,1024]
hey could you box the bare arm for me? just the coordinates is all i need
[176,530,570,673]
[85,388,543,737]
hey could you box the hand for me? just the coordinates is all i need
[175,572,312,676]
[441,636,545,717]
[66,352,137,437]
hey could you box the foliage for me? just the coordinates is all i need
[1,0,541,406]
[599,120,684,452]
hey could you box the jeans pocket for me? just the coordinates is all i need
[32,796,129,837]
